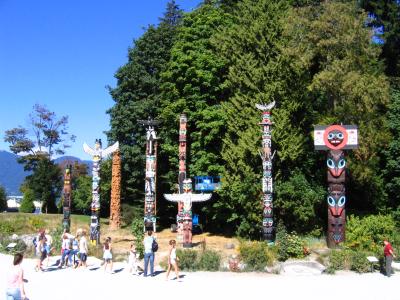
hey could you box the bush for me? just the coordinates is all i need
[131,218,144,259]
[176,249,198,271]
[350,251,371,273]
[28,216,46,231]
[197,250,221,271]
[0,236,27,255]
[345,214,395,253]
[327,249,371,274]
[0,222,14,235]
[239,241,274,271]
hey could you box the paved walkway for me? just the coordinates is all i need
[1,254,398,300]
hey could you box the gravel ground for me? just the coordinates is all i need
[1,253,398,300]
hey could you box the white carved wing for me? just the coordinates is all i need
[83,143,95,156]
[256,101,276,111]
[190,193,212,202]
[164,194,181,203]
[102,141,119,158]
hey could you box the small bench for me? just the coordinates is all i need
[367,256,379,272]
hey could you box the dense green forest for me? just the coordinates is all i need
[105,0,400,238]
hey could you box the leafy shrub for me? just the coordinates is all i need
[176,249,198,271]
[50,225,64,253]
[0,222,14,235]
[328,250,351,272]
[350,251,371,273]
[121,204,142,227]
[131,218,144,259]
[345,214,395,253]
[327,249,371,274]
[239,241,274,271]
[28,216,46,231]
[0,236,27,255]
[197,250,221,271]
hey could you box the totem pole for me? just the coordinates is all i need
[110,149,121,229]
[83,139,119,245]
[164,179,212,248]
[138,118,160,232]
[256,101,276,242]
[177,114,188,242]
[62,165,72,232]
[314,125,358,247]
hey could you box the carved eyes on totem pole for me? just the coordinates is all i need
[263,218,273,227]
[327,130,344,147]
[182,179,192,193]
[327,151,346,177]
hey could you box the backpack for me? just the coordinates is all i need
[33,236,37,248]
[152,238,158,252]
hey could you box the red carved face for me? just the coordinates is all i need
[327,185,346,217]
[323,125,348,150]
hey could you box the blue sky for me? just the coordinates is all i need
[0,0,200,159]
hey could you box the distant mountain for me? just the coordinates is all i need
[0,151,93,196]
[0,151,30,195]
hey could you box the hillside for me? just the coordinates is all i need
[0,151,92,196]
[0,151,30,195]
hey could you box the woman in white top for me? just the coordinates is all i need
[103,237,113,273]
[78,230,88,268]
[165,239,179,281]
[6,253,27,300]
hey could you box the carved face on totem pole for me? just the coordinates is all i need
[183,179,193,194]
[327,150,346,181]
[328,212,345,244]
[323,125,348,150]
[327,184,346,217]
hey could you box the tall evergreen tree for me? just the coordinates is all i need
[159,1,231,227]
[382,88,400,208]
[107,2,183,209]
[284,0,390,211]
[359,0,400,77]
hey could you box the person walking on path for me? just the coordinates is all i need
[128,243,139,275]
[165,239,180,281]
[103,237,113,273]
[384,239,396,277]
[78,230,88,269]
[5,253,27,300]
[143,230,156,277]
[59,233,72,268]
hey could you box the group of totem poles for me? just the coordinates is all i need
[60,105,358,248]
[256,102,358,247]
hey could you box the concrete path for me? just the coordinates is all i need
[1,254,398,300]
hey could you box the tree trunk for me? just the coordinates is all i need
[110,150,121,229]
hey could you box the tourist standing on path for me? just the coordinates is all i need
[143,230,156,277]
[165,239,179,281]
[103,237,113,273]
[128,243,139,275]
[59,233,72,268]
[44,229,53,267]
[78,230,88,269]
[384,239,396,277]
[6,253,27,300]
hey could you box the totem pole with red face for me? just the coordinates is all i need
[314,125,358,247]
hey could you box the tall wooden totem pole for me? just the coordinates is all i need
[164,113,212,248]
[256,101,276,242]
[177,114,188,242]
[138,118,160,232]
[83,139,119,244]
[62,165,72,232]
[314,125,358,247]
[110,149,121,229]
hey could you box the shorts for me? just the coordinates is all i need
[80,253,87,262]
[103,250,112,261]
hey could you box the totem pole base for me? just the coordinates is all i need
[183,242,192,248]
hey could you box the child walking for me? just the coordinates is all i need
[103,237,113,273]
[128,243,139,275]
[166,239,179,281]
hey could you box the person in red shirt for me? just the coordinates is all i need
[383,240,396,277]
